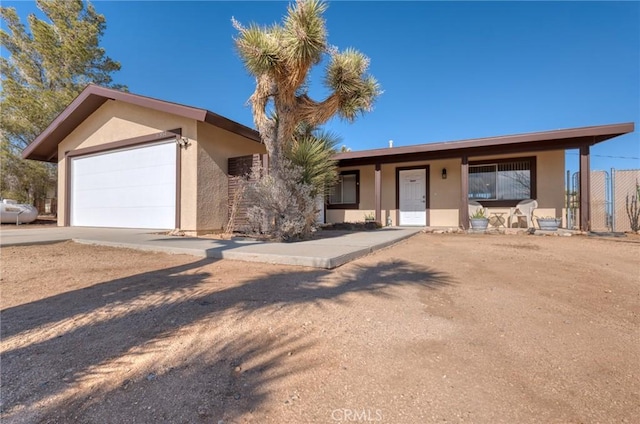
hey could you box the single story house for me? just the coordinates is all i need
[329,122,634,231]
[23,84,266,234]
[23,85,634,233]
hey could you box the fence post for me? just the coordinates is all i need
[566,170,571,229]
[611,168,616,232]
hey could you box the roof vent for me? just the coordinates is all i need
[388,139,393,148]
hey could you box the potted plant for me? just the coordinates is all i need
[470,208,489,230]
[536,216,561,231]
[364,212,376,223]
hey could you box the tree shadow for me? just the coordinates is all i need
[1,259,215,340]
[1,255,451,423]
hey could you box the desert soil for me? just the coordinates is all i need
[0,216,57,229]
[1,233,639,424]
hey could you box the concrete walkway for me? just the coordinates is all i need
[0,226,421,269]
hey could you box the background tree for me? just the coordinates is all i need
[0,0,124,206]
[233,0,380,239]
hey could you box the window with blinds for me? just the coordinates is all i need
[469,160,531,200]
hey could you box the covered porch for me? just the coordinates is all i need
[330,123,634,231]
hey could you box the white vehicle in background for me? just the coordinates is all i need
[0,199,38,224]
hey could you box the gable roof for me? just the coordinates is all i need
[334,122,635,166]
[22,84,261,162]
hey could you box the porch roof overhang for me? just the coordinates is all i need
[22,84,262,163]
[334,122,635,167]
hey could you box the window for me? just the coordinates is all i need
[328,171,359,209]
[469,158,535,204]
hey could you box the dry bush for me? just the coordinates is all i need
[242,161,319,241]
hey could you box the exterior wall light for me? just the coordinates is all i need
[176,136,191,148]
[441,168,447,179]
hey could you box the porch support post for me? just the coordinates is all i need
[579,144,591,231]
[374,162,382,224]
[460,155,469,229]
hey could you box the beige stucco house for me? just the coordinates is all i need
[23,84,265,234]
[328,123,634,231]
[23,85,634,233]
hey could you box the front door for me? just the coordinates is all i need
[399,168,427,226]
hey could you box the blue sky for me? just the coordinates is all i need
[3,1,639,174]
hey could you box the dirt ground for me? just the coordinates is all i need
[0,216,57,229]
[1,233,639,424]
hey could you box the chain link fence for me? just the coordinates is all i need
[590,170,610,231]
[612,169,640,232]
[568,169,639,232]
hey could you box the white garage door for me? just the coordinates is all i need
[71,141,176,229]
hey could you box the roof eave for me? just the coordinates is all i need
[22,84,261,161]
[333,122,635,164]
[204,111,261,143]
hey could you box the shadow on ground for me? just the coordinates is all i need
[1,255,451,423]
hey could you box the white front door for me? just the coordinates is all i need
[399,168,427,226]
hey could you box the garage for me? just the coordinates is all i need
[21,85,266,233]
[70,140,177,229]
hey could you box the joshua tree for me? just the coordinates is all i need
[233,0,380,239]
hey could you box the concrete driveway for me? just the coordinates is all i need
[0,226,421,269]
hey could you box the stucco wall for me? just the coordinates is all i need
[57,100,198,229]
[195,122,266,233]
[327,150,565,228]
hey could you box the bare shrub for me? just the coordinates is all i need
[243,161,319,241]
